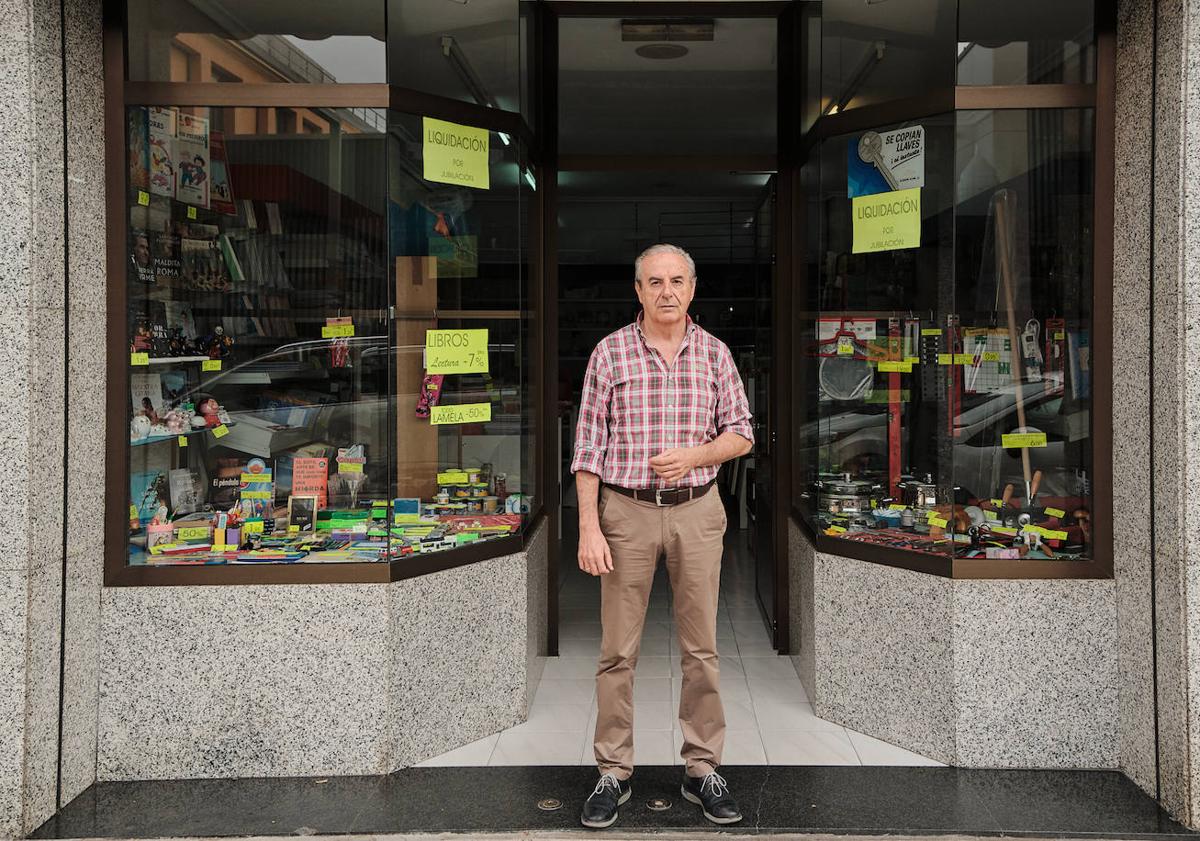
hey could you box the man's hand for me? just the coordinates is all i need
[578,524,614,576]
[649,447,698,484]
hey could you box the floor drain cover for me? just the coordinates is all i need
[647,797,672,811]
[537,798,564,811]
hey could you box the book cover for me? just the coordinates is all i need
[175,113,210,208]
[292,456,329,509]
[129,228,154,284]
[130,370,164,418]
[151,231,181,285]
[239,457,275,520]
[219,233,245,282]
[209,130,236,215]
[130,469,169,526]
[168,468,202,515]
[148,107,176,198]
[164,301,198,341]
[180,237,230,291]
[127,107,150,191]
[207,455,246,510]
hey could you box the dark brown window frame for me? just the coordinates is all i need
[788,1,1116,581]
[103,2,543,587]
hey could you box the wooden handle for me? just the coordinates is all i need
[1030,469,1042,501]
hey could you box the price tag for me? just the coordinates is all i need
[437,471,470,484]
[137,191,150,206]
[240,472,272,483]
[836,336,855,357]
[937,353,952,365]
[990,498,1004,507]
[430,403,492,425]
[877,360,912,373]
[178,526,209,541]
[889,504,907,511]
[991,525,1018,536]
[212,424,229,439]
[1044,507,1067,518]
[1054,330,1065,340]
[243,520,264,534]
[928,516,949,529]
[954,353,975,365]
[202,359,222,372]
[827,525,847,534]
[982,352,1001,362]
[322,324,356,338]
[241,491,271,500]
[1001,432,1047,448]
[177,436,188,448]
[425,329,489,374]
[288,524,300,534]
[130,352,149,366]
[984,510,1000,522]
[337,462,364,474]
[920,328,941,336]
[187,206,197,219]
[211,544,234,552]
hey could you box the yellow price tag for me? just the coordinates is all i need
[889,504,907,511]
[1001,432,1048,448]
[827,525,847,535]
[928,517,949,529]
[992,526,1018,536]
[177,436,188,448]
[437,471,470,484]
[954,353,975,365]
[187,206,197,219]
[1054,331,1065,340]
[877,360,912,373]
[211,544,234,552]
[982,352,1001,362]
[322,324,356,338]
[430,403,492,425]
[243,520,264,534]
[240,473,272,483]
[288,525,300,534]
[1044,507,1067,518]
[425,329,489,374]
[130,352,149,366]
[212,424,229,439]
[990,499,1004,507]
[920,328,941,336]
[937,354,952,365]
[241,491,271,500]
[137,191,150,206]
[202,359,221,372]
[178,526,209,541]
[984,510,1000,521]
[338,462,364,474]
[836,336,855,357]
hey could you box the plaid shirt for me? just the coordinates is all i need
[571,315,754,489]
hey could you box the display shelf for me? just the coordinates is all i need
[133,355,211,366]
[130,421,237,448]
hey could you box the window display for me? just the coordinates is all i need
[795,109,1096,564]
[123,104,532,568]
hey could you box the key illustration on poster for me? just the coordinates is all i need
[847,126,925,198]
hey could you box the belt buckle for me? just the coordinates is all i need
[655,488,665,507]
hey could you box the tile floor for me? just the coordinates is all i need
[417,526,942,770]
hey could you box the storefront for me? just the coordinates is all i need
[3,0,1200,835]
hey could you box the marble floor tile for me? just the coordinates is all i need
[533,678,595,706]
[740,656,800,681]
[490,727,586,765]
[846,729,944,766]
[752,700,843,732]
[525,701,594,733]
[760,730,860,765]
[414,734,498,767]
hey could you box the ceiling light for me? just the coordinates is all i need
[636,44,689,60]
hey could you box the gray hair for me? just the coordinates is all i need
[634,243,697,284]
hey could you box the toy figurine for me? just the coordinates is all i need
[197,397,222,427]
[130,415,151,441]
[131,319,153,354]
[200,325,234,359]
[163,408,188,434]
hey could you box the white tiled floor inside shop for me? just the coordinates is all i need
[417,522,943,769]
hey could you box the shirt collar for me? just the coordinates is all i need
[635,312,697,349]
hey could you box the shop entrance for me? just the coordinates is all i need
[547,6,789,657]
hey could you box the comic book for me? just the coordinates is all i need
[175,112,210,208]
[148,107,176,198]
[209,130,236,215]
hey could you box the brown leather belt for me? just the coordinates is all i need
[604,480,715,507]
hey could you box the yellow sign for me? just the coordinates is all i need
[243,520,264,534]
[240,472,272,483]
[929,516,949,529]
[437,471,470,484]
[954,353,975,365]
[937,354,952,365]
[982,351,1001,362]
[1029,526,1069,541]
[1044,507,1067,518]
[212,424,229,439]
[338,462,364,474]
[137,191,150,206]
[322,324,355,339]
[889,504,907,511]
[187,206,197,220]
[202,359,221,372]
[877,360,912,373]
[423,117,490,190]
[1001,432,1048,448]
[430,402,492,425]
[241,491,271,500]
[992,525,1018,536]
[177,526,209,541]
[851,187,921,254]
[921,328,941,337]
[178,436,188,448]
[130,352,149,366]
[826,525,847,535]
[425,329,489,374]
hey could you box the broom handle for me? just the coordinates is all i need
[994,192,1033,490]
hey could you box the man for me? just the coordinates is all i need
[572,243,754,829]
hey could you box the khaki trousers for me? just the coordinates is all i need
[593,484,727,779]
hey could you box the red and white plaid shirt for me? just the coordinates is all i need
[571,315,754,490]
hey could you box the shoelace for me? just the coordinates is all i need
[700,771,730,799]
[592,773,621,798]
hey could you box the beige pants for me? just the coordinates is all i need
[593,484,727,779]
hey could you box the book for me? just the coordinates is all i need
[175,112,210,208]
[168,468,202,515]
[130,469,169,526]
[129,228,154,284]
[209,130,236,215]
[127,107,150,191]
[219,233,245,282]
[180,237,230,291]
[130,371,164,418]
[151,231,181,284]
[148,107,176,198]
[239,457,275,520]
[164,301,198,341]
[292,456,329,509]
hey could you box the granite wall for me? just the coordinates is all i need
[793,545,1119,770]
[98,525,548,780]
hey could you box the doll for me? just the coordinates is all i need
[197,397,222,428]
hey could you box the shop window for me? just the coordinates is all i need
[388,0,520,112]
[125,0,386,84]
[957,0,1095,86]
[122,102,533,569]
[793,108,1097,570]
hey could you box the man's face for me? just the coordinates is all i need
[134,236,150,267]
[635,252,695,329]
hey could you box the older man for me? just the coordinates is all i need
[572,243,754,828]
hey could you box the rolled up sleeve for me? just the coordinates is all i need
[716,344,754,445]
[570,346,612,476]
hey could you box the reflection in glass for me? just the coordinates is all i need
[126,0,386,85]
[957,0,1095,85]
[388,0,520,111]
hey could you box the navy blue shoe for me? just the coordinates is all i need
[581,773,631,828]
[681,770,742,824]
